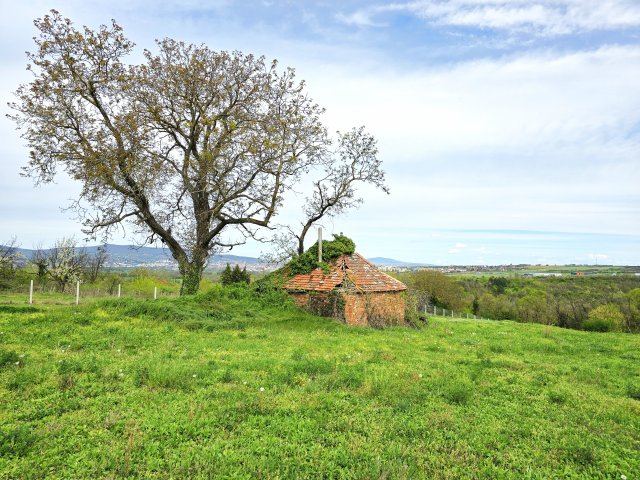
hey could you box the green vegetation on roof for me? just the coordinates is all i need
[287,234,355,275]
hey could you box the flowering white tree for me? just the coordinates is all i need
[43,237,88,293]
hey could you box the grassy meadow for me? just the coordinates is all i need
[1,286,639,478]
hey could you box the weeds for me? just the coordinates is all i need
[0,349,21,369]
[441,379,473,405]
[0,425,35,457]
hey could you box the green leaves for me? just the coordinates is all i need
[286,234,356,275]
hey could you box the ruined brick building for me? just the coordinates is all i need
[282,253,407,327]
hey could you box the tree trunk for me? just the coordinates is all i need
[178,247,208,296]
[180,260,204,295]
[297,222,313,256]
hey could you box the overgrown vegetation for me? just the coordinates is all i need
[286,234,355,275]
[397,271,640,332]
[0,287,638,478]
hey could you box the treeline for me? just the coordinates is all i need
[397,270,640,333]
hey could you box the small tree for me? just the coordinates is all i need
[221,264,250,285]
[0,236,23,288]
[44,237,88,293]
[584,304,625,332]
[0,236,21,271]
[220,264,233,286]
[291,127,388,255]
[31,243,48,280]
[408,270,465,312]
[488,276,509,295]
[267,128,388,261]
[84,245,108,283]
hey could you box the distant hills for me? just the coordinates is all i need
[368,257,433,267]
[13,244,264,270]
[8,244,426,270]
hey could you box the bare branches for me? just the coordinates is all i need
[9,11,332,294]
[291,126,389,255]
[0,236,23,273]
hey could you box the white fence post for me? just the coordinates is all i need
[29,279,33,305]
[451,309,453,318]
[117,284,121,298]
[75,281,80,305]
[154,286,157,300]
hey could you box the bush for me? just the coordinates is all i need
[584,304,625,332]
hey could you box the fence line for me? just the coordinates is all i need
[20,280,163,305]
[424,304,487,321]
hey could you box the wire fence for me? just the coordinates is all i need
[421,304,488,320]
[8,280,170,305]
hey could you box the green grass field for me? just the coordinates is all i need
[1,286,638,478]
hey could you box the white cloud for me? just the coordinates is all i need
[301,42,640,241]
[340,0,640,35]
[308,45,640,161]
[447,242,468,253]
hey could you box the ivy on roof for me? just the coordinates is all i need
[287,234,355,275]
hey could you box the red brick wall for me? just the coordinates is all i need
[344,295,368,326]
[344,291,406,327]
[289,292,310,308]
[288,290,406,327]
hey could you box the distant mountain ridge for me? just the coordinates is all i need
[368,257,433,267]
[13,244,263,269]
[7,244,426,270]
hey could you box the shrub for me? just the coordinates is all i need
[584,304,624,332]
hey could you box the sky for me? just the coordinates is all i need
[0,0,639,265]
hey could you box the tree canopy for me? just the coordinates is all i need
[9,11,383,294]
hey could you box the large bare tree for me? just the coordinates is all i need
[9,11,329,294]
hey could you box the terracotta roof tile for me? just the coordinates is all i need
[283,253,406,293]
